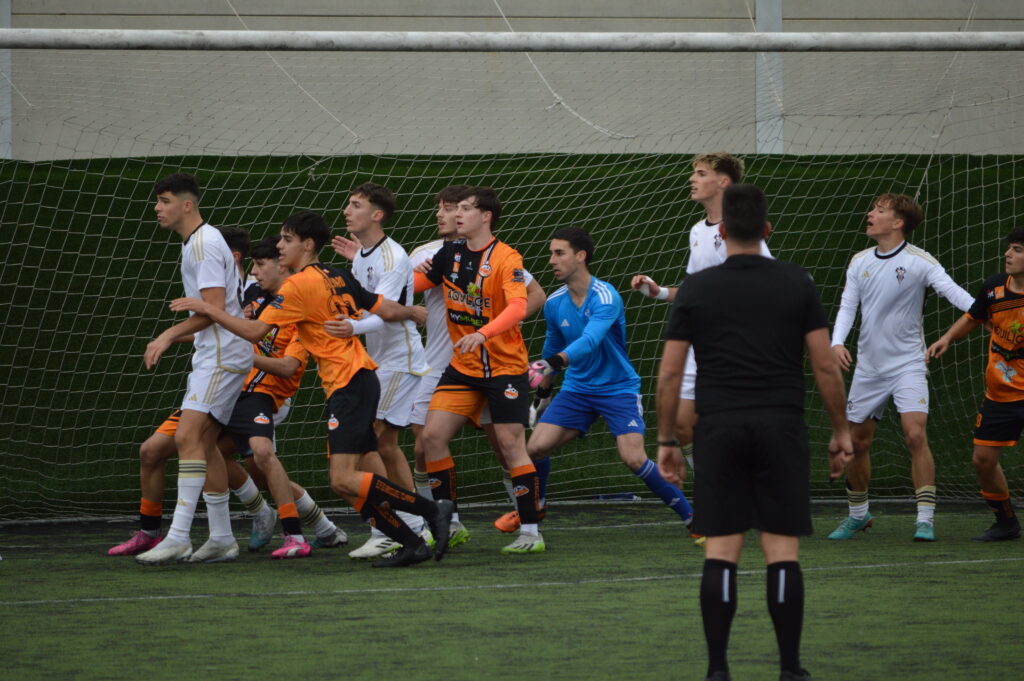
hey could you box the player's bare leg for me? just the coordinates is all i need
[109,432,176,556]
[971,444,1020,541]
[828,420,875,540]
[900,411,937,540]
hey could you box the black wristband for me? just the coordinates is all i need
[535,384,553,399]
[658,439,680,447]
[543,354,566,371]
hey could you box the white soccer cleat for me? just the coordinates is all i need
[310,527,349,549]
[500,531,546,555]
[189,538,240,563]
[347,534,400,559]
[135,539,193,566]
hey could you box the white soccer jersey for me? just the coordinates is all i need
[181,223,251,372]
[685,218,771,275]
[352,236,430,374]
[831,241,974,377]
[410,238,534,376]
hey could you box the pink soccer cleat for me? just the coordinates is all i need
[108,530,162,556]
[271,535,312,559]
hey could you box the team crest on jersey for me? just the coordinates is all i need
[713,232,723,249]
[895,266,906,283]
[512,268,525,283]
[254,413,271,425]
[504,384,519,400]
[366,266,376,291]
[327,415,340,430]
[479,262,492,277]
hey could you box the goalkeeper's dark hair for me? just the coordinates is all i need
[454,186,502,230]
[436,184,471,204]
[1007,227,1024,246]
[154,173,202,201]
[552,226,595,266]
[350,182,395,224]
[218,226,251,258]
[874,193,923,236]
[722,183,768,244]
[281,211,331,251]
[250,235,281,261]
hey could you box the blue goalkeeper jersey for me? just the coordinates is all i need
[542,276,641,396]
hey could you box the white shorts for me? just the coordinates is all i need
[377,368,423,428]
[410,372,442,426]
[181,364,248,425]
[678,352,697,401]
[846,368,929,424]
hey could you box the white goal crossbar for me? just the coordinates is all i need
[1,29,1023,52]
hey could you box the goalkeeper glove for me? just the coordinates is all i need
[528,354,565,389]
[529,384,553,428]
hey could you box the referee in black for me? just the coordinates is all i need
[656,183,853,681]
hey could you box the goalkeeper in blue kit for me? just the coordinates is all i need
[512,227,694,532]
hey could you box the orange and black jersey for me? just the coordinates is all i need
[241,284,309,410]
[967,273,1024,402]
[259,263,383,398]
[423,237,528,378]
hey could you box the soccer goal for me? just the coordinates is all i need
[1,29,1022,521]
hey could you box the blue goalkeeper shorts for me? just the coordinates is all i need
[538,390,645,437]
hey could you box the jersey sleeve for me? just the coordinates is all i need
[560,291,621,364]
[926,261,975,312]
[684,227,699,275]
[541,297,566,357]
[500,250,528,301]
[830,260,861,346]
[260,278,307,327]
[375,251,411,302]
[967,280,993,322]
[521,268,535,286]
[424,242,450,286]
[283,334,310,364]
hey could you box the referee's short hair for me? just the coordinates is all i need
[722,183,768,244]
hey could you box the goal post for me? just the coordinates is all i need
[1,30,1022,521]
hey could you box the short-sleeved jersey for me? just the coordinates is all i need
[180,223,252,373]
[665,255,828,417]
[258,263,382,397]
[411,238,534,376]
[966,274,1024,403]
[352,236,429,375]
[831,242,973,377]
[542,276,640,396]
[424,237,529,378]
[240,284,309,410]
[686,218,772,275]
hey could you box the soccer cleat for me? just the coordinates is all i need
[347,534,400,559]
[501,531,546,555]
[271,535,312,559]
[189,538,240,563]
[372,541,432,568]
[135,539,193,566]
[826,513,873,540]
[427,499,455,561]
[913,521,936,542]
[970,520,1022,542]
[779,669,811,681]
[447,521,470,549]
[108,530,162,556]
[692,533,707,548]
[494,510,521,533]
[420,525,436,548]
[310,527,349,549]
[248,506,277,552]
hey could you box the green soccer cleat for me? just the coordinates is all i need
[913,521,936,542]
[447,521,470,549]
[826,513,873,540]
[500,531,546,555]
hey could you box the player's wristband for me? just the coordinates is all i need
[543,354,567,371]
[656,287,669,301]
[658,439,680,447]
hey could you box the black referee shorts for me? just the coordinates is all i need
[692,413,812,537]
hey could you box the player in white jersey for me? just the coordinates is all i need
[828,193,973,543]
[629,153,768,483]
[136,173,253,565]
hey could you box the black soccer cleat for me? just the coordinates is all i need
[371,541,432,568]
[970,520,1022,542]
[428,499,455,562]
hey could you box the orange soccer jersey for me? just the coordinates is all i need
[421,237,528,378]
[242,285,309,410]
[967,273,1024,402]
[258,263,382,397]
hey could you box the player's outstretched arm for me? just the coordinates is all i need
[927,314,981,360]
[806,327,853,479]
[253,355,302,378]
[630,274,678,302]
[330,234,359,261]
[655,338,690,485]
[374,300,427,325]
[169,296,271,344]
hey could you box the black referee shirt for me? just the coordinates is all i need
[664,254,828,418]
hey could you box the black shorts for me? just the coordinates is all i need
[973,397,1024,447]
[432,365,530,426]
[326,369,380,456]
[692,413,812,537]
[224,392,277,454]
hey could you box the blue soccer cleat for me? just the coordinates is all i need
[827,513,873,540]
